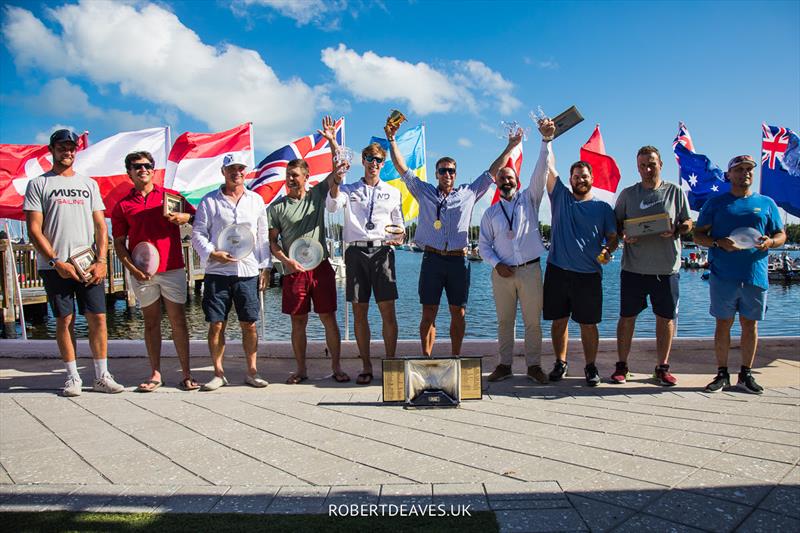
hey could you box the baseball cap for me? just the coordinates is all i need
[221,152,249,169]
[49,129,80,147]
[727,154,757,171]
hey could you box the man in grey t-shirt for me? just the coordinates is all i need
[24,129,124,397]
[611,145,692,386]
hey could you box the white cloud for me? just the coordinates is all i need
[35,123,76,144]
[321,44,521,117]
[523,56,559,70]
[2,1,322,150]
[235,0,347,27]
[457,137,472,148]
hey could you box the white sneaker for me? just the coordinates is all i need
[201,375,228,391]
[245,373,268,388]
[63,376,83,397]
[93,373,124,394]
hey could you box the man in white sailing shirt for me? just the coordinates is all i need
[325,122,405,386]
[478,122,550,384]
[191,153,271,391]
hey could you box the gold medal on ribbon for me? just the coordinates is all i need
[433,220,442,230]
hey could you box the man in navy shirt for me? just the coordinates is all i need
[694,155,785,394]
[542,124,618,386]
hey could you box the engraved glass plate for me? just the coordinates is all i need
[131,241,160,276]
[216,223,255,260]
[729,227,762,249]
[288,237,324,270]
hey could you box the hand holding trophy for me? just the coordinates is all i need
[498,121,529,142]
[384,109,406,140]
[333,147,353,183]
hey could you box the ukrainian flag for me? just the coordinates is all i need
[370,125,426,221]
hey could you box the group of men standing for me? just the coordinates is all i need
[23,118,785,397]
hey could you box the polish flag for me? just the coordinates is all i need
[74,127,170,211]
[164,123,253,206]
[1,134,90,220]
[579,125,620,205]
[490,143,523,205]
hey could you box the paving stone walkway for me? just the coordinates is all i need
[1,355,799,532]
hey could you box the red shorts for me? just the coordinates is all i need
[281,259,338,315]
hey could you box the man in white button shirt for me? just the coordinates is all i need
[191,153,271,391]
[325,127,405,386]
[479,121,550,384]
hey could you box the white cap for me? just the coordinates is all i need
[221,152,249,169]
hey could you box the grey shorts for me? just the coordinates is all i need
[345,245,398,303]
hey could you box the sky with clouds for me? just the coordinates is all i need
[1,0,798,221]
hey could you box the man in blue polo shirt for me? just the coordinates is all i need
[542,124,618,386]
[694,155,785,394]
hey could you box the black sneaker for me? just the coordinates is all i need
[549,360,568,381]
[704,369,730,393]
[737,371,764,395]
[584,364,601,387]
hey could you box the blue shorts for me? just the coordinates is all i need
[419,252,470,307]
[620,270,680,320]
[709,274,767,321]
[202,274,260,323]
[40,269,106,317]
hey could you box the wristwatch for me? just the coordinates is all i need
[48,257,59,267]
[711,240,719,248]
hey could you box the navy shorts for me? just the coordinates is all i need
[419,252,470,307]
[620,270,680,320]
[40,269,106,317]
[345,245,398,303]
[543,264,603,324]
[202,274,260,323]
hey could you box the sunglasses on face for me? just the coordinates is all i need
[130,163,154,171]
[364,155,384,164]
[437,167,456,176]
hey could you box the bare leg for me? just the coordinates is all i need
[616,316,637,363]
[739,316,758,368]
[240,321,258,376]
[551,317,569,363]
[579,323,599,365]
[163,298,192,380]
[207,321,226,377]
[352,303,371,373]
[140,301,163,384]
[85,312,108,359]
[290,314,309,377]
[318,312,343,374]
[420,304,438,357]
[655,316,675,366]
[55,314,77,362]
[714,318,734,367]
[377,300,398,358]
[449,305,466,356]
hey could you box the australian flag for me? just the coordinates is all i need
[761,123,800,217]
[673,122,729,211]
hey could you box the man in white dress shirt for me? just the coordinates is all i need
[191,153,271,391]
[325,125,405,385]
[478,122,551,384]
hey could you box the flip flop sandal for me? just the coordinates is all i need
[135,379,163,393]
[178,377,200,391]
[286,374,308,385]
[356,373,373,385]
[332,371,351,383]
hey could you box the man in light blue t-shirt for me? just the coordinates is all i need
[694,155,785,394]
[542,129,618,386]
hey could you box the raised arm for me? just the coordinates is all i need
[385,122,409,176]
[528,130,554,208]
[317,115,339,157]
[536,119,558,195]
[488,129,523,179]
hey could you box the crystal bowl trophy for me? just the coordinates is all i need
[498,120,529,141]
[131,241,160,276]
[288,237,324,271]
[216,224,255,260]
[729,227,762,249]
[334,146,354,177]
[384,224,405,243]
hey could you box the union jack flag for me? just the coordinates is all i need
[672,121,695,162]
[247,118,344,206]
[761,124,790,170]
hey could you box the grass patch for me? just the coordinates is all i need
[2,511,498,532]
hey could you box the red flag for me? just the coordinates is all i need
[490,142,523,205]
[0,134,89,220]
[579,125,620,205]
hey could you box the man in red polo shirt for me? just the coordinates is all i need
[111,151,199,392]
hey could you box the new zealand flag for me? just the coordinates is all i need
[673,123,729,211]
[761,123,800,217]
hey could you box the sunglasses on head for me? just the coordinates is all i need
[437,167,456,176]
[130,162,154,171]
[364,155,384,164]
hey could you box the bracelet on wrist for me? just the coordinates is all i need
[542,137,554,142]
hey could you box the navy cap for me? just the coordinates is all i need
[49,129,80,147]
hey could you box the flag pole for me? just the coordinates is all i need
[249,122,267,342]
[4,222,26,340]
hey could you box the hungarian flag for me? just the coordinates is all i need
[0,133,89,220]
[490,142,523,205]
[248,118,344,207]
[164,123,253,206]
[74,127,169,211]
[579,125,620,205]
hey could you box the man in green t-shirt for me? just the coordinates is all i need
[268,158,350,385]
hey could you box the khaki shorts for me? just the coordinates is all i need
[129,268,187,308]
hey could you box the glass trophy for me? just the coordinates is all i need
[216,224,255,260]
[131,241,160,276]
[288,237,324,270]
[498,120,529,141]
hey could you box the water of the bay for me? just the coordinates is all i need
[21,249,800,342]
